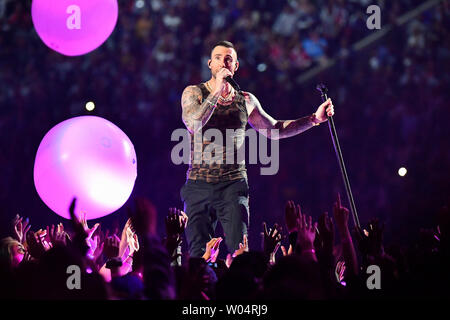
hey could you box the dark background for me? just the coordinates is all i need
[0,0,448,252]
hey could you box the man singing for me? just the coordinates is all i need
[180,41,334,258]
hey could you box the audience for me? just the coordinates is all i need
[1,195,448,299]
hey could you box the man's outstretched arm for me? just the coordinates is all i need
[245,92,334,139]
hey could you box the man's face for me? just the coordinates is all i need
[208,46,239,78]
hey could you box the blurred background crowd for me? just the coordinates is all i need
[0,0,449,290]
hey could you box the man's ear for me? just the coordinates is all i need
[234,60,239,72]
[208,59,211,68]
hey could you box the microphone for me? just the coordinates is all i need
[225,76,241,92]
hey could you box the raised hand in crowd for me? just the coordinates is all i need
[46,223,69,247]
[103,235,121,260]
[25,231,47,260]
[280,244,293,256]
[166,207,188,238]
[120,219,139,274]
[285,201,299,234]
[315,212,334,253]
[92,235,106,264]
[335,260,346,286]
[97,234,121,282]
[233,234,248,258]
[127,197,157,238]
[226,234,248,267]
[12,214,31,244]
[225,253,233,268]
[313,212,338,296]
[125,197,176,299]
[126,222,139,254]
[333,193,351,236]
[202,237,222,263]
[119,218,138,259]
[74,211,100,260]
[95,224,107,244]
[164,208,187,266]
[262,222,282,264]
[33,229,52,251]
[77,212,100,258]
[68,198,91,257]
[102,234,122,278]
[333,193,358,277]
[284,201,301,252]
[353,217,385,261]
[296,210,317,262]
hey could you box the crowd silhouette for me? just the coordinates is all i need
[1,195,449,299]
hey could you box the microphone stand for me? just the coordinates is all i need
[316,84,361,229]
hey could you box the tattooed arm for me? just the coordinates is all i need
[181,85,221,133]
[245,92,334,140]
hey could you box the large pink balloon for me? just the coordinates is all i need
[31,0,118,56]
[34,116,137,220]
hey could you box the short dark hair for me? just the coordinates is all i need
[211,40,235,54]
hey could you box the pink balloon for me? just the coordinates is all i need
[31,0,118,56]
[34,116,137,220]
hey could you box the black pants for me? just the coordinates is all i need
[180,178,250,258]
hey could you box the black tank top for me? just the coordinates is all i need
[187,83,248,183]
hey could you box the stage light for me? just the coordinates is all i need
[135,0,145,9]
[85,101,95,111]
[257,63,267,72]
[398,167,407,177]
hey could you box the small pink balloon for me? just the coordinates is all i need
[31,0,118,56]
[34,116,137,220]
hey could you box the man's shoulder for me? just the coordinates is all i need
[240,91,259,105]
[181,84,204,109]
[239,91,260,116]
[183,84,202,94]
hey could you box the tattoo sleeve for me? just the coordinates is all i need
[181,86,221,133]
[273,116,317,139]
[247,92,317,139]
